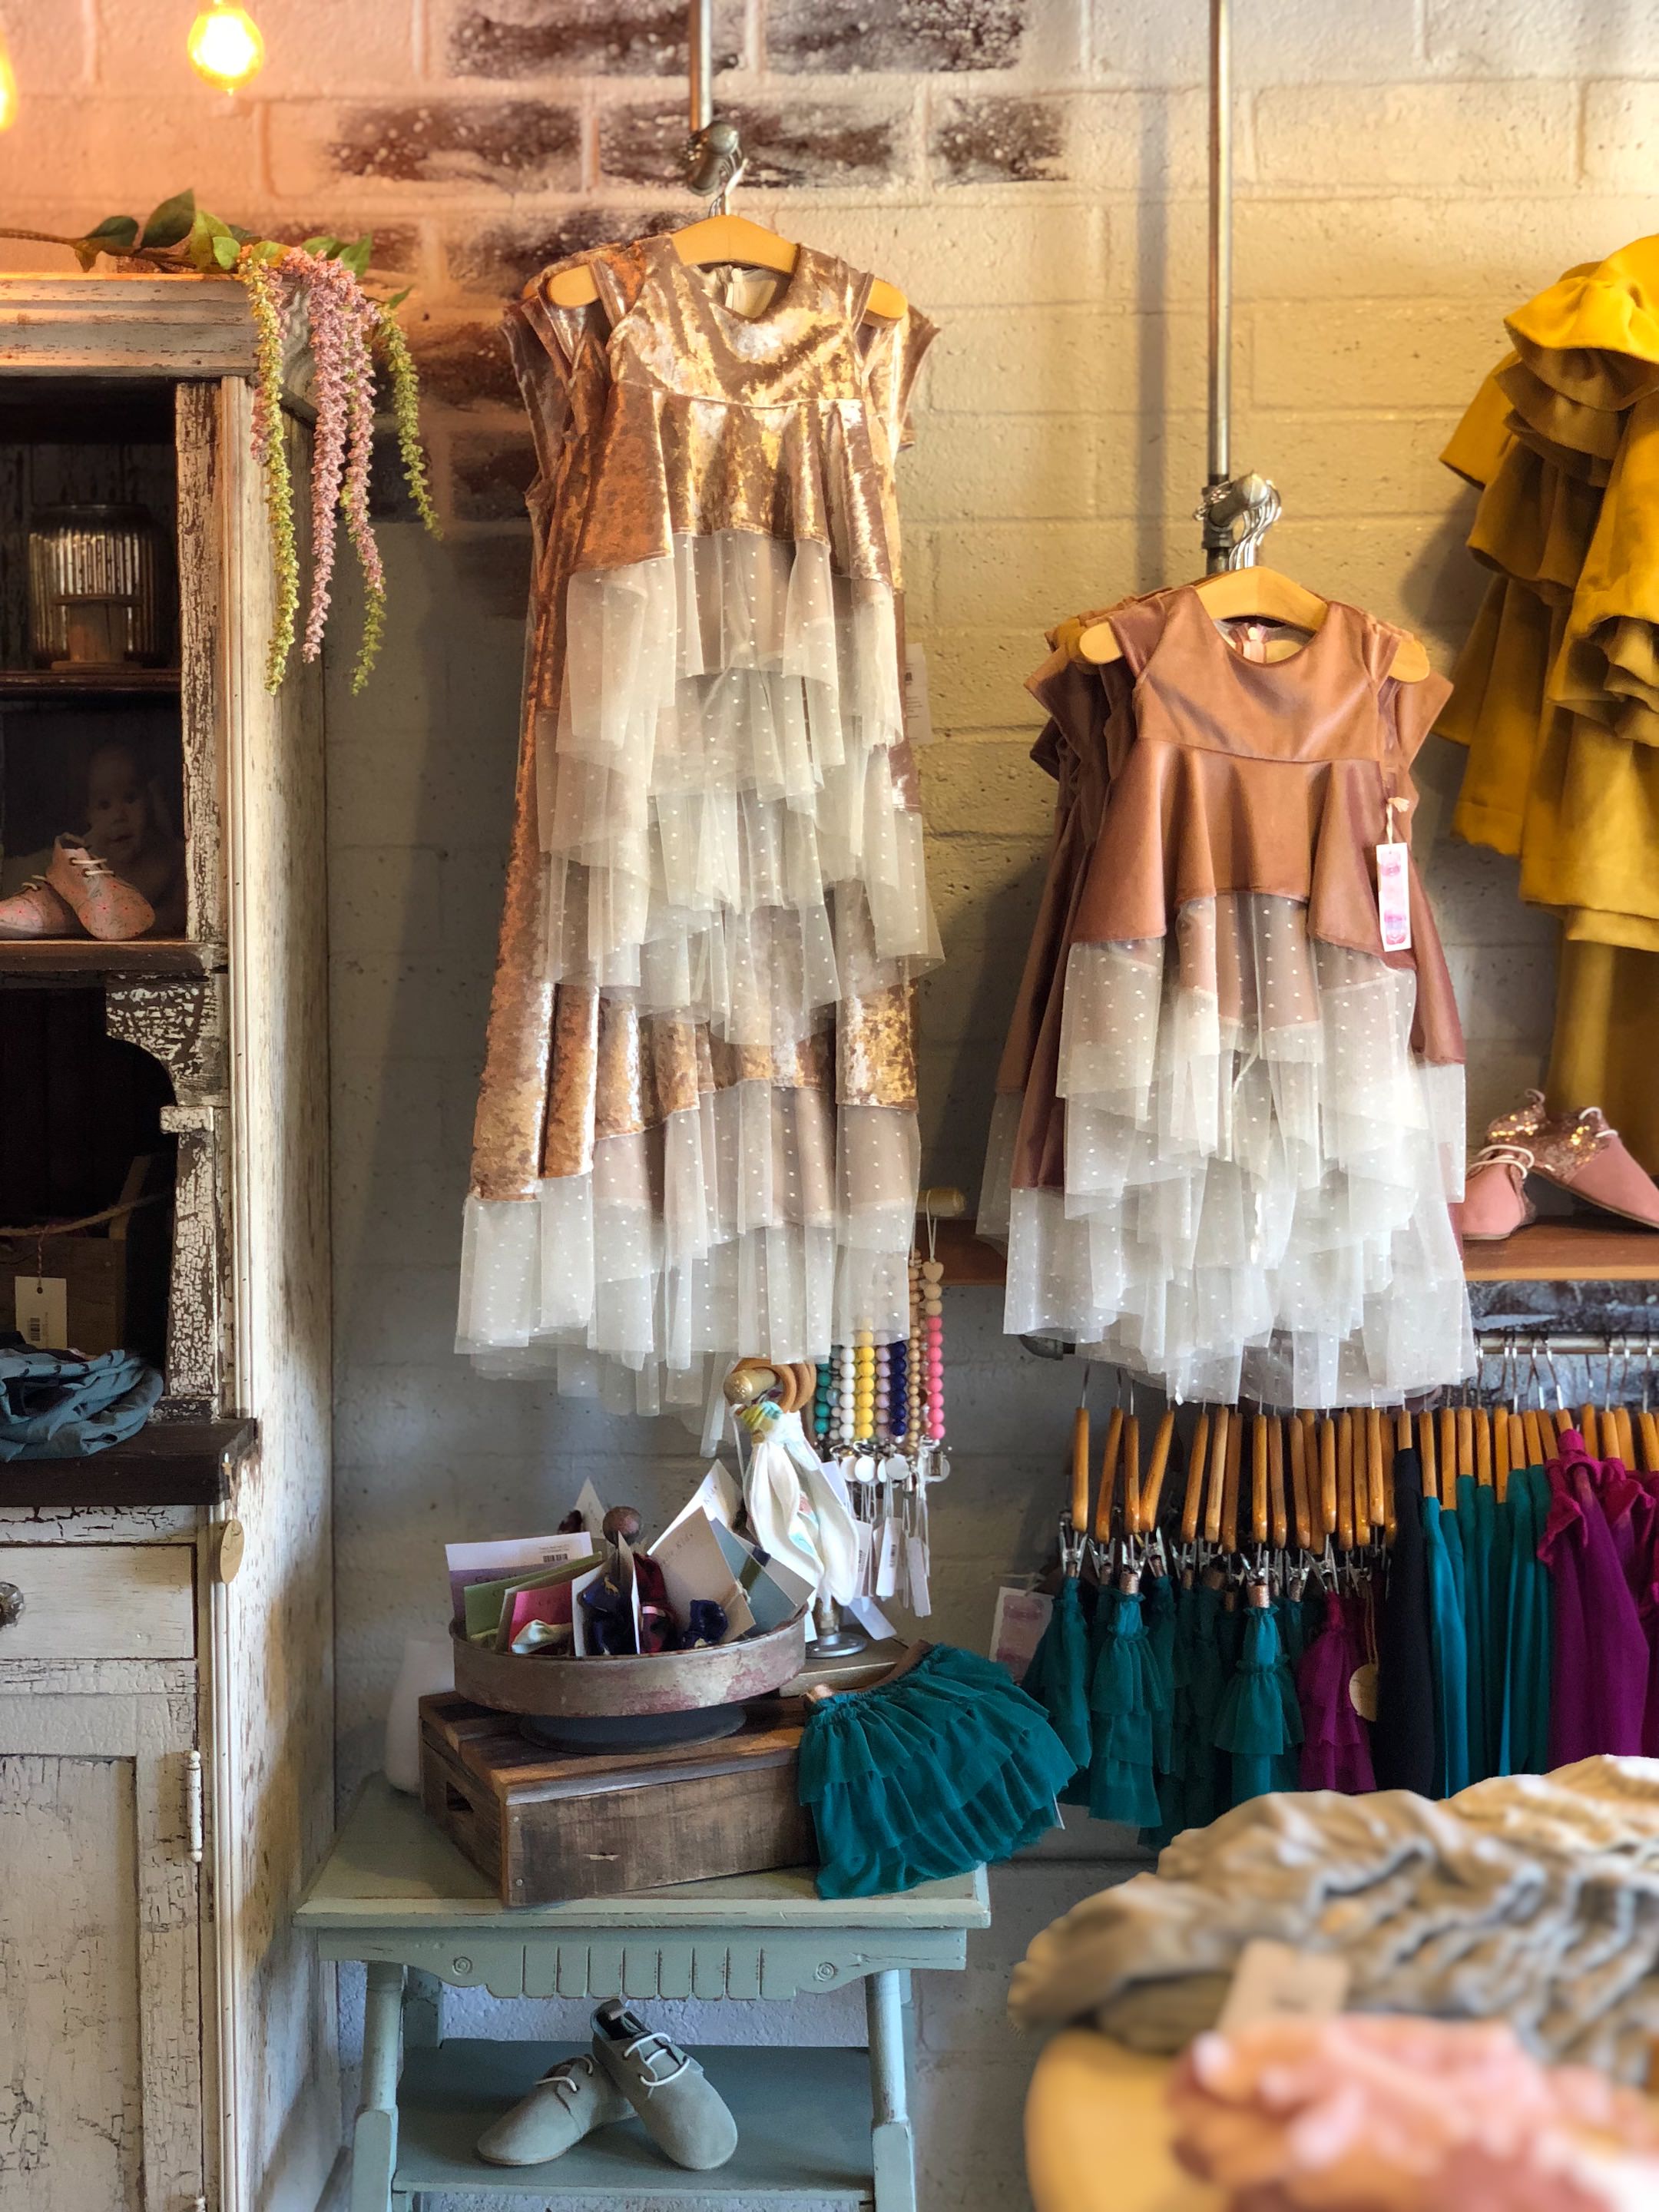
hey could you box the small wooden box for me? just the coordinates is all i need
[419,1693,816,1906]
[0,1154,167,1357]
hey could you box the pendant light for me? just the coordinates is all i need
[187,2,265,92]
[0,28,18,131]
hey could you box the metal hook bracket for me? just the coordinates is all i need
[686,117,746,209]
[1196,470,1282,571]
[684,0,745,209]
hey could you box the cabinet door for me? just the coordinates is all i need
[0,1681,203,2211]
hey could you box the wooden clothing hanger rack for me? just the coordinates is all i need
[546,0,906,323]
[1076,0,1430,685]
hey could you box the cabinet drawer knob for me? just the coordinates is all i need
[0,1581,22,1629]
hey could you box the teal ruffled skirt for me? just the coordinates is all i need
[799,1644,1074,1899]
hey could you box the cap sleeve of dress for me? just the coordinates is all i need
[1104,590,1174,677]
[1386,666,1455,768]
[511,242,651,509]
[864,306,939,453]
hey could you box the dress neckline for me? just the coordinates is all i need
[1174,581,1349,677]
[647,231,819,333]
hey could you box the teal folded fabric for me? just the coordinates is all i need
[800,1643,1073,1898]
[0,1336,161,1459]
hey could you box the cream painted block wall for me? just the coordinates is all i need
[1,2,1650,2205]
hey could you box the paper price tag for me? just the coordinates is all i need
[1376,839,1412,952]
[906,1530,932,1618]
[874,1516,901,1600]
[990,1585,1053,1678]
[853,1518,874,1592]
[15,1276,68,1350]
[1217,1939,1351,2036]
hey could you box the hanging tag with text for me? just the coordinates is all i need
[15,1276,68,1349]
[1376,839,1412,952]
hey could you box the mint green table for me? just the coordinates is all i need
[299,1777,992,2212]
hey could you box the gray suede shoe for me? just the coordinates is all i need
[591,2000,739,2171]
[476,2053,629,2166]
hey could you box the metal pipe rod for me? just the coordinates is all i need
[688,0,712,134]
[1207,0,1231,503]
[1475,1334,1657,1359]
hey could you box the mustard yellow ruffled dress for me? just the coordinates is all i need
[1440,236,1659,1169]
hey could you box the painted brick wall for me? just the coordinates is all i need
[1,2,1645,2204]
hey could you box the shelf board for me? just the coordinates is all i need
[938,1217,1659,1289]
[394,2041,874,2204]
[0,937,215,978]
[0,1416,256,1509]
[935,1218,1007,1286]
[1463,1218,1659,1283]
[0,667,180,697]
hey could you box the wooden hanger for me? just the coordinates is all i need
[1141,1409,1176,1537]
[1075,566,1432,682]
[1221,1408,1243,1555]
[1251,1415,1270,1548]
[1267,1417,1289,1551]
[1289,1414,1312,1551]
[1182,1409,1212,1547]
[1069,1406,1091,1537]
[1204,1405,1230,1548]
[1121,1410,1142,1536]
[545,214,907,321]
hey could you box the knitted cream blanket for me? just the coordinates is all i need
[1008,1760,1659,2083]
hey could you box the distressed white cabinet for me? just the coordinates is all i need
[0,280,337,2212]
[0,1652,201,2210]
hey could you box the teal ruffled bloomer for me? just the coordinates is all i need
[1025,1576,1093,1783]
[799,1644,1075,1899]
[1214,1603,1302,1806]
[1084,1584,1168,1830]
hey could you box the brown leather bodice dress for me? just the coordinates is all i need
[982,585,1472,1406]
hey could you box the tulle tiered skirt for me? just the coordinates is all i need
[459,1080,919,1406]
[541,532,939,1040]
[459,529,936,1406]
[984,895,1473,1404]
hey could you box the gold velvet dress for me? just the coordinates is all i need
[1440,235,1659,1170]
[459,237,939,1416]
[979,586,1472,1406]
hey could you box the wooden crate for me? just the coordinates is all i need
[0,1153,167,1357]
[419,1693,816,1907]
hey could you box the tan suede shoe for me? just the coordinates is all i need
[476,2054,629,2167]
[0,875,78,939]
[45,835,154,941]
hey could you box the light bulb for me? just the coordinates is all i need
[187,3,265,93]
[0,34,18,131]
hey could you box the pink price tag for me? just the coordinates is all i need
[1376,839,1412,952]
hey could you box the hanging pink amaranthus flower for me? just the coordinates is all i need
[235,239,429,691]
